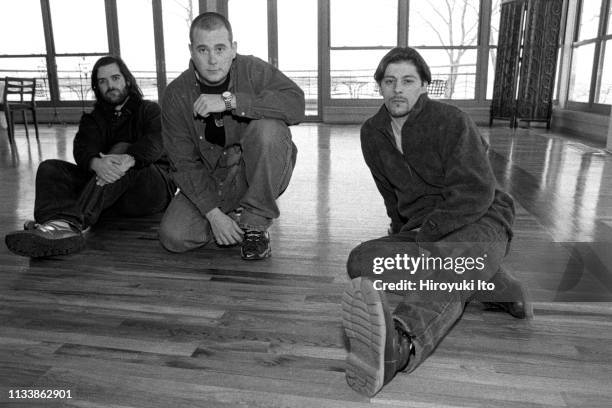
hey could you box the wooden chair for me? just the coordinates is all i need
[427,79,448,98]
[0,77,40,144]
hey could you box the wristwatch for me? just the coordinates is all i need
[222,91,233,111]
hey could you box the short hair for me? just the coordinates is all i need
[374,47,432,85]
[190,12,233,44]
[91,55,143,104]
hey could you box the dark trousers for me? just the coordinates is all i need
[159,119,296,252]
[34,159,173,230]
[346,217,510,374]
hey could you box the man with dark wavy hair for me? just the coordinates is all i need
[341,47,531,397]
[5,55,174,257]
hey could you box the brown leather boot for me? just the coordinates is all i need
[342,277,414,397]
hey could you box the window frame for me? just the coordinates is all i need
[5,0,586,118]
[566,0,612,113]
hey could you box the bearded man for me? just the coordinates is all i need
[5,56,174,258]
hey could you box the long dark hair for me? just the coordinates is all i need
[91,55,143,105]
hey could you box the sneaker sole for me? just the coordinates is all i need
[342,277,388,397]
[5,233,85,258]
[240,247,271,261]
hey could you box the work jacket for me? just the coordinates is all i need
[162,54,305,216]
[360,94,515,243]
[73,97,168,173]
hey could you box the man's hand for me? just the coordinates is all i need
[112,154,136,173]
[92,153,135,186]
[206,207,243,245]
[193,94,226,119]
[90,154,125,185]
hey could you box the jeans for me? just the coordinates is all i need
[34,159,173,230]
[159,118,296,253]
[346,216,510,373]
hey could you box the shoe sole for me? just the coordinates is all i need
[342,277,388,397]
[5,233,85,258]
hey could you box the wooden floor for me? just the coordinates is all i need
[0,122,611,407]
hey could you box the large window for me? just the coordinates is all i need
[327,0,499,102]
[162,0,198,84]
[598,0,612,103]
[118,0,157,100]
[1,0,536,117]
[329,0,396,99]
[0,0,49,100]
[278,0,318,115]
[229,0,318,115]
[228,0,268,61]
[409,0,480,99]
[50,0,108,102]
[568,0,612,108]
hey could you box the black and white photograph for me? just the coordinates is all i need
[1,0,611,407]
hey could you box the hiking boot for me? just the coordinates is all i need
[342,277,414,397]
[5,220,85,258]
[240,229,271,260]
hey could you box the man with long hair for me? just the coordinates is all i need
[5,56,174,257]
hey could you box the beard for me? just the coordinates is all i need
[386,98,413,117]
[102,86,129,106]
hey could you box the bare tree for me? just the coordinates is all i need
[416,0,500,98]
[172,0,195,30]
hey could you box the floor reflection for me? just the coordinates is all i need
[1,122,611,299]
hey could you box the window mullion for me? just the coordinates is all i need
[476,0,491,102]
[399,0,408,47]
[105,0,120,55]
[267,0,278,66]
[40,0,60,105]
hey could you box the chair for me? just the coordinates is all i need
[427,79,448,98]
[0,77,40,144]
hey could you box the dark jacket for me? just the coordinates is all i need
[162,54,305,217]
[73,97,167,173]
[361,94,515,243]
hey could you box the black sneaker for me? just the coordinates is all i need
[5,220,85,258]
[342,277,413,397]
[240,229,271,260]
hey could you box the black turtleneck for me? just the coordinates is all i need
[197,74,230,147]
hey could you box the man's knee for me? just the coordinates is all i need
[243,119,290,149]
[37,159,67,179]
[158,219,191,253]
